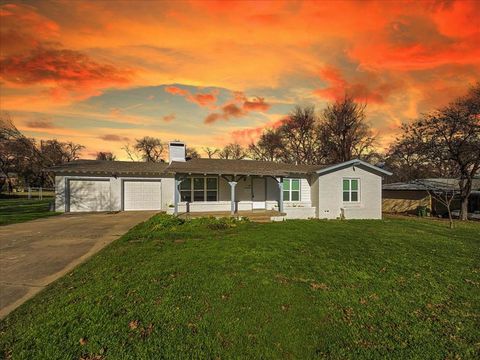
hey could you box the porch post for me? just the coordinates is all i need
[229,181,237,215]
[277,177,284,213]
[174,176,181,216]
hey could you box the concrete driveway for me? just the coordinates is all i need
[0,211,156,318]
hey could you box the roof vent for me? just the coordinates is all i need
[168,141,186,163]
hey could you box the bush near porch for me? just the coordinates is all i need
[1,214,479,359]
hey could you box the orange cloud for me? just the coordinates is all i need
[99,134,130,142]
[164,86,218,107]
[0,3,60,55]
[164,86,189,96]
[25,119,55,129]
[0,47,131,86]
[243,97,270,112]
[231,118,286,145]
[204,92,271,124]
[162,113,176,122]
[314,66,401,104]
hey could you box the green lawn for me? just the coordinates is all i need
[1,215,479,359]
[0,198,59,226]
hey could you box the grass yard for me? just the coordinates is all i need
[0,198,58,226]
[1,215,479,359]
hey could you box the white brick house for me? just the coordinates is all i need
[52,142,391,220]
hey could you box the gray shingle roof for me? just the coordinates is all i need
[50,158,324,177]
[383,178,480,191]
[50,160,169,175]
[165,158,323,176]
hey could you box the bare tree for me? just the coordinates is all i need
[415,180,461,229]
[96,152,116,161]
[248,129,284,162]
[279,106,321,164]
[63,142,85,162]
[319,96,376,163]
[203,147,220,159]
[385,132,443,183]
[218,143,247,160]
[1,113,85,188]
[186,147,200,159]
[394,83,480,220]
[124,136,164,162]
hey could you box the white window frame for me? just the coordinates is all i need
[283,178,301,202]
[342,178,360,203]
[180,176,218,202]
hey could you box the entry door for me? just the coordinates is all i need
[252,178,266,209]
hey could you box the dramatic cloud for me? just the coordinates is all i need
[25,119,55,129]
[99,134,130,142]
[242,97,271,112]
[164,85,218,107]
[0,47,131,86]
[231,118,286,145]
[1,0,479,157]
[162,113,176,122]
[204,92,271,124]
[314,66,401,104]
[164,86,189,96]
[0,3,60,55]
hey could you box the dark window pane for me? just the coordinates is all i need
[343,191,350,202]
[180,191,191,202]
[283,191,290,201]
[351,191,358,202]
[206,191,217,201]
[291,191,300,201]
[343,179,350,191]
[292,179,300,191]
[206,178,217,190]
[194,178,204,190]
[180,178,191,190]
[194,190,204,202]
[351,179,358,191]
[283,180,290,191]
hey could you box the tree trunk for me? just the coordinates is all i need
[460,196,469,221]
[447,209,454,229]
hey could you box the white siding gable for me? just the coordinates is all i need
[316,165,382,219]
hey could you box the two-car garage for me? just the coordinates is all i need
[66,178,162,212]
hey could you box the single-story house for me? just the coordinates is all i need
[51,142,392,220]
[383,178,480,216]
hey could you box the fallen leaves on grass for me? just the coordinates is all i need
[79,337,87,346]
[464,278,479,287]
[128,320,139,330]
[187,322,198,334]
[310,282,329,290]
[140,323,154,338]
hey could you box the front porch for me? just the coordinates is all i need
[177,209,284,222]
[172,174,288,216]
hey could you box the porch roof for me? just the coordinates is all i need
[165,158,323,177]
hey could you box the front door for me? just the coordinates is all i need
[252,177,266,209]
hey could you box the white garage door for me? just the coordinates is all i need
[123,180,162,211]
[69,179,111,212]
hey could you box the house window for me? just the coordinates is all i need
[180,177,218,202]
[283,179,300,201]
[343,178,359,202]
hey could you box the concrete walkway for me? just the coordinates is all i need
[0,211,156,318]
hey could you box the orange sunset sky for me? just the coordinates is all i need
[1,0,479,159]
